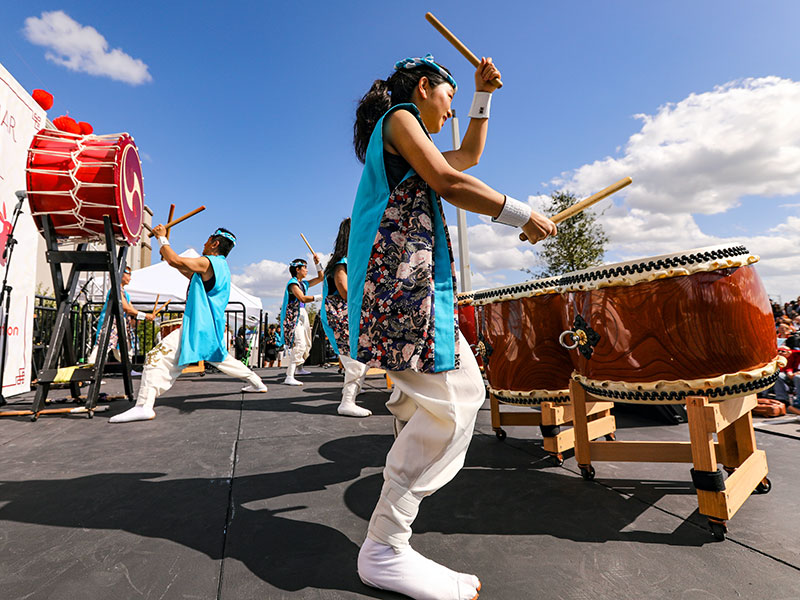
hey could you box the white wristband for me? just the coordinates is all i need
[468,91,492,119]
[158,236,170,246]
[492,195,532,228]
[136,311,145,321]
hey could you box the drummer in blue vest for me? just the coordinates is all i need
[277,256,324,385]
[320,218,371,417]
[349,55,556,599]
[87,265,155,365]
[110,225,268,424]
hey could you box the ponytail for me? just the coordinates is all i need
[353,80,391,164]
[353,64,453,163]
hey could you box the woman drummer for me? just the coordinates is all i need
[277,256,324,385]
[349,54,556,599]
[320,218,371,417]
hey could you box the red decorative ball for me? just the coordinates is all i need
[53,115,81,134]
[32,89,53,110]
[78,121,94,135]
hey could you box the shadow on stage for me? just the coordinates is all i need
[147,387,394,418]
[0,433,712,595]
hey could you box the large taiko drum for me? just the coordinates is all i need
[473,276,573,404]
[26,128,144,245]
[560,244,780,403]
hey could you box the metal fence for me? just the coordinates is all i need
[32,295,258,379]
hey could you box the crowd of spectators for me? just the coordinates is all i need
[769,298,800,417]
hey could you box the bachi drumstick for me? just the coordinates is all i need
[519,177,633,242]
[425,12,502,89]
[148,206,206,237]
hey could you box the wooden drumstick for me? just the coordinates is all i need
[148,205,206,237]
[152,294,160,313]
[154,299,171,317]
[425,12,502,89]
[166,204,176,240]
[300,233,316,256]
[518,177,633,242]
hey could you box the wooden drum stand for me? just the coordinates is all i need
[490,392,616,465]
[570,380,771,540]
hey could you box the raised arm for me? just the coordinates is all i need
[152,224,213,281]
[441,57,500,171]
[385,111,556,244]
[306,255,325,287]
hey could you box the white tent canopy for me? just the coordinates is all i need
[123,249,262,323]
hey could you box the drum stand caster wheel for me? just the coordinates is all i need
[579,465,595,481]
[549,453,564,467]
[494,428,507,441]
[754,477,772,494]
[604,433,616,441]
[708,519,727,541]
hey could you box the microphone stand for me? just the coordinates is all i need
[0,191,27,406]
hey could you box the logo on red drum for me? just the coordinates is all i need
[119,141,143,243]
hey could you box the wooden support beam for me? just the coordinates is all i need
[704,394,757,433]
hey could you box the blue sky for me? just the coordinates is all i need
[3,1,800,317]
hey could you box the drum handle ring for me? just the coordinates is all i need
[559,330,579,350]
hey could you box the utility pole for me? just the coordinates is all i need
[451,110,472,292]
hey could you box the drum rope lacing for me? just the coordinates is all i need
[472,246,751,305]
[579,370,778,403]
[28,130,126,237]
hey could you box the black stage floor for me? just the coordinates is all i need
[0,367,798,599]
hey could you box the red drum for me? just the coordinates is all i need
[473,276,573,404]
[159,318,182,339]
[26,128,144,245]
[456,292,481,366]
[560,244,780,403]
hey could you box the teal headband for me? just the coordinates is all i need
[395,54,457,90]
[213,229,236,245]
[290,259,307,268]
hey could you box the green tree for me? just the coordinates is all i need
[531,191,608,277]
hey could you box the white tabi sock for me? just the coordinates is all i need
[337,400,371,417]
[109,405,156,423]
[357,538,480,600]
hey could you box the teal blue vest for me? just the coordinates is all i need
[277,277,308,347]
[179,255,230,365]
[347,104,456,372]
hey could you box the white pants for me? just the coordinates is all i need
[367,330,485,548]
[136,328,263,409]
[340,353,368,403]
[288,308,312,367]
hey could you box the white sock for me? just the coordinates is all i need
[337,401,371,417]
[358,538,480,600]
[109,405,156,423]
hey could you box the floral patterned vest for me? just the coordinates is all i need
[348,104,459,373]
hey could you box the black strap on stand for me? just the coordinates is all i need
[31,215,134,420]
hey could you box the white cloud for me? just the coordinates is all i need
[232,252,330,321]
[24,11,152,85]
[459,76,800,300]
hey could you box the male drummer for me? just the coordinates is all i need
[110,224,268,424]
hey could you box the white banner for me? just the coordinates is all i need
[0,63,46,397]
